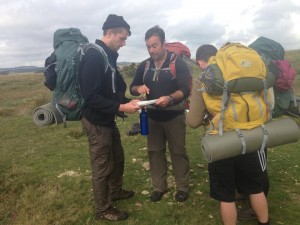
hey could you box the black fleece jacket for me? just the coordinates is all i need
[79,39,130,127]
[130,52,191,121]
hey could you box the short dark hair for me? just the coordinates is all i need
[145,25,165,43]
[196,44,218,62]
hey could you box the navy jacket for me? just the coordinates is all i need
[130,52,191,121]
[79,39,130,126]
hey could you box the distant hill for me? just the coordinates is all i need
[0,66,44,75]
[118,62,134,67]
[0,62,135,75]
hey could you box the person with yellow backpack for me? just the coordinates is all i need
[187,43,271,225]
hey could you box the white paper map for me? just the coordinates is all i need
[136,99,157,106]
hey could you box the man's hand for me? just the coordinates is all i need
[137,85,150,95]
[155,96,171,107]
[130,99,141,105]
[119,101,141,113]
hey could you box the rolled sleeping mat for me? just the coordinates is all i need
[201,118,300,163]
[33,102,64,127]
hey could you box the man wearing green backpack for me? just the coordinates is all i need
[79,14,140,221]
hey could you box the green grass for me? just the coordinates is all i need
[0,58,300,225]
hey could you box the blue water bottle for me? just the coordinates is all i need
[140,108,149,135]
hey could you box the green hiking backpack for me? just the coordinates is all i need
[248,36,299,118]
[45,28,112,123]
[248,36,285,60]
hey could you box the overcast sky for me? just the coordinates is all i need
[0,0,299,68]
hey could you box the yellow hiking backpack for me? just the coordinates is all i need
[200,43,273,135]
[202,91,271,134]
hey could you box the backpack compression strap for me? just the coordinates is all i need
[236,129,247,154]
[218,81,229,135]
[263,80,272,121]
[258,125,268,171]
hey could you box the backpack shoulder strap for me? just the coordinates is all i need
[84,43,117,93]
[142,60,151,83]
[143,53,178,82]
[169,52,178,78]
[83,43,114,73]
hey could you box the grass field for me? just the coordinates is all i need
[0,52,300,225]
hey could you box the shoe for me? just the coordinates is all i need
[96,206,128,221]
[237,207,257,220]
[150,191,165,202]
[111,189,134,201]
[175,190,188,202]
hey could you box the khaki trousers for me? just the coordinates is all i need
[147,114,190,193]
[82,118,124,213]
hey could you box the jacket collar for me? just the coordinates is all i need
[95,39,119,65]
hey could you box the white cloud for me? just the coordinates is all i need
[0,0,299,67]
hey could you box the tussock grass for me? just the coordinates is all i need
[0,108,14,117]
[31,92,52,109]
[0,73,52,117]
[68,127,86,139]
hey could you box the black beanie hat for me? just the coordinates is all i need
[102,14,131,35]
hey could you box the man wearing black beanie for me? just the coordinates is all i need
[79,14,140,221]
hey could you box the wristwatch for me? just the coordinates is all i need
[168,95,174,105]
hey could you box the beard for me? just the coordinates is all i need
[150,54,158,60]
[150,51,164,61]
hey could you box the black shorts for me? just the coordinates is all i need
[208,151,267,202]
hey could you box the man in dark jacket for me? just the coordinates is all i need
[79,14,140,221]
[130,25,192,203]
